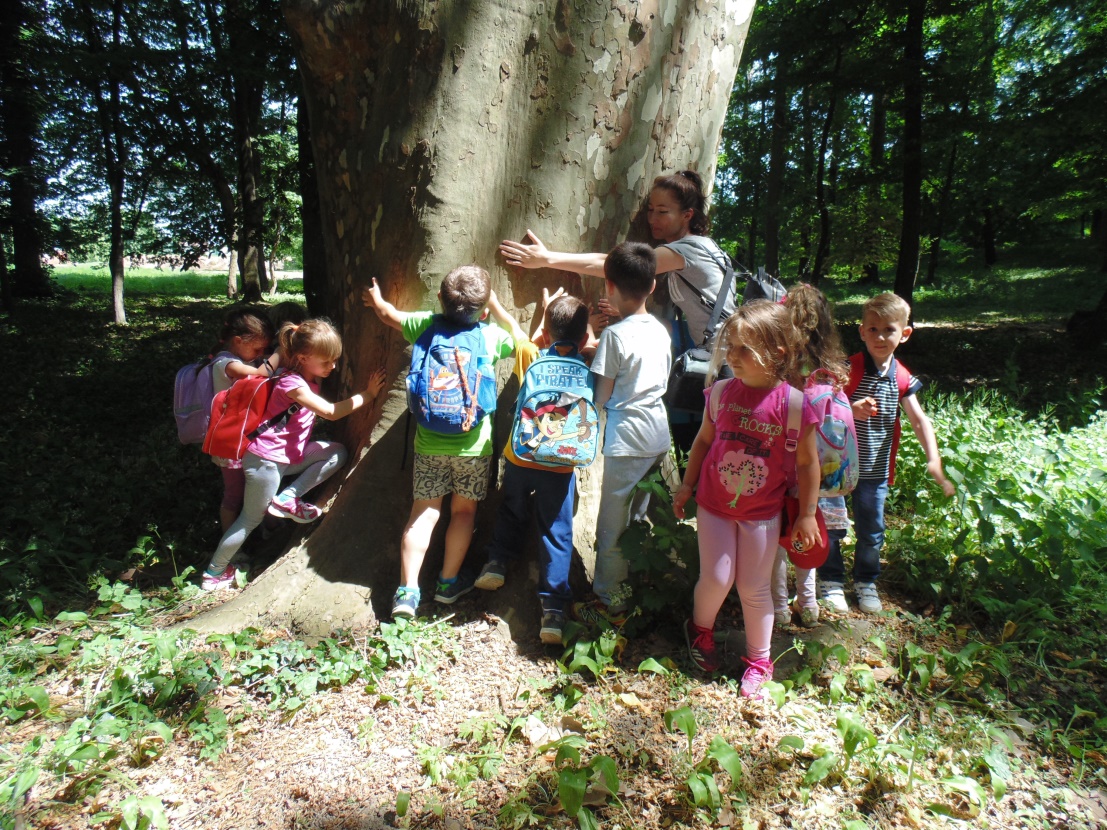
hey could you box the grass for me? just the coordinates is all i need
[1,245,1106,829]
[49,263,306,299]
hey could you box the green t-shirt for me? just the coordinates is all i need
[401,311,514,457]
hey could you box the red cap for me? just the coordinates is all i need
[779,497,829,569]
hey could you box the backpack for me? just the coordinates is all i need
[807,383,859,497]
[407,320,498,434]
[742,267,786,304]
[509,342,599,468]
[202,373,298,461]
[173,352,229,445]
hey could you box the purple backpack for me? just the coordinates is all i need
[174,351,232,445]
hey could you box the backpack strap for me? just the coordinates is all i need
[708,378,731,423]
[784,385,802,453]
[845,352,865,399]
[246,371,298,441]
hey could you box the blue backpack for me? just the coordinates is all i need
[509,343,599,468]
[407,320,498,433]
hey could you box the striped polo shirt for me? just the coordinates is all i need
[849,351,922,480]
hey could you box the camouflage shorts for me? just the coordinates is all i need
[412,453,491,502]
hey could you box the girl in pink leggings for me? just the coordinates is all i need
[673,302,821,698]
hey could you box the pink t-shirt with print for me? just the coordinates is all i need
[248,373,319,465]
[695,379,818,521]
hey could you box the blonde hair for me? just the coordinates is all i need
[707,300,801,386]
[863,292,911,327]
[785,283,849,389]
[278,318,342,374]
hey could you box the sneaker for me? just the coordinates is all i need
[684,619,719,673]
[571,599,627,627]
[202,565,237,592]
[740,657,774,699]
[391,587,420,619]
[817,579,849,613]
[434,573,475,604]
[267,495,322,524]
[474,559,505,591]
[774,605,792,626]
[854,582,883,614]
[539,611,565,645]
[792,601,820,628]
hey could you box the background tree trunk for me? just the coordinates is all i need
[893,0,925,305]
[193,0,756,636]
[763,53,789,278]
[297,96,327,315]
[1,0,52,298]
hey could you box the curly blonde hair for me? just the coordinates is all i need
[707,300,802,386]
[785,283,848,389]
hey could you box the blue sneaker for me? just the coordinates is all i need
[392,587,420,619]
[540,610,565,645]
[434,573,475,604]
[474,559,506,591]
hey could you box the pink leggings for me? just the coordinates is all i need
[693,506,781,662]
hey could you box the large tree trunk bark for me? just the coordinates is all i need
[893,0,925,305]
[193,0,756,636]
[1,0,52,298]
[811,49,842,283]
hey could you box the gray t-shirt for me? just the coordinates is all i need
[590,313,672,457]
[662,235,736,347]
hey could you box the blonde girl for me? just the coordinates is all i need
[201,319,386,591]
[673,301,821,698]
[208,308,277,530]
[771,284,851,627]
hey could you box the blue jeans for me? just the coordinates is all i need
[817,478,888,584]
[484,463,575,613]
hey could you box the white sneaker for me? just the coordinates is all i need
[818,580,849,613]
[854,582,883,614]
[774,606,792,626]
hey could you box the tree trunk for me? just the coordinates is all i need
[811,48,843,283]
[861,90,886,285]
[982,207,998,266]
[297,95,327,315]
[1,0,52,298]
[925,140,958,284]
[893,0,925,305]
[192,0,756,636]
[228,0,271,302]
[0,230,13,313]
[763,53,789,278]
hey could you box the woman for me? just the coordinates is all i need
[500,170,735,447]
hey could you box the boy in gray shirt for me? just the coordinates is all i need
[576,242,672,624]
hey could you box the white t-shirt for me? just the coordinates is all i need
[662,235,735,347]
[209,351,240,395]
[590,314,672,457]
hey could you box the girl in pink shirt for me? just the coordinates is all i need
[674,302,821,698]
[201,319,386,592]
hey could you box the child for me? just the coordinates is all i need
[361,266,514,619]
[817,292,955,613]
[674,301,821,698]
[201,319,386,591]
[477,288,593,644]
[576,242,673,624]
[208,308,277,530]
[772,284,851,628]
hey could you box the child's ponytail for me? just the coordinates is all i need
[279,319,343,374]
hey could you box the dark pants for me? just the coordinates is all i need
[817,478,888,584]
[485,462,575,613]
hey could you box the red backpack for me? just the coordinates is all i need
[202,373,298,461]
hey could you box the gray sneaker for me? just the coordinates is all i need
[474,559,505,591]
[854,582,883,614]
[817,579,849,613]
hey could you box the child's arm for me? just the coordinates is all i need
[791,425,822,550]
[287,369,388,421]
[902,396,956,496]
[674,416,716,519]
[485,289,527,343]
[226,358,278,381]
[591,373,615,409]
[361,278,404,331]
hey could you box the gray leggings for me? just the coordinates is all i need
[206,440,347,573]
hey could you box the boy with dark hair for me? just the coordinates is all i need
[478,288,594,643]
[817,292,955,614]
[576,242,672,624]
[362,265,514,618]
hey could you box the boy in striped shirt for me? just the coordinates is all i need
[817,293,955,614]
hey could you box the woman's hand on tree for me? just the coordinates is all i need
[500,230,550,269]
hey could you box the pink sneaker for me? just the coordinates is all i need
[739,657,774,699]
[684,619,720,673]
[202,565,237,592]
[267,495,322,523]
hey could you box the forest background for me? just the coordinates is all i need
[1,1,1106,829]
